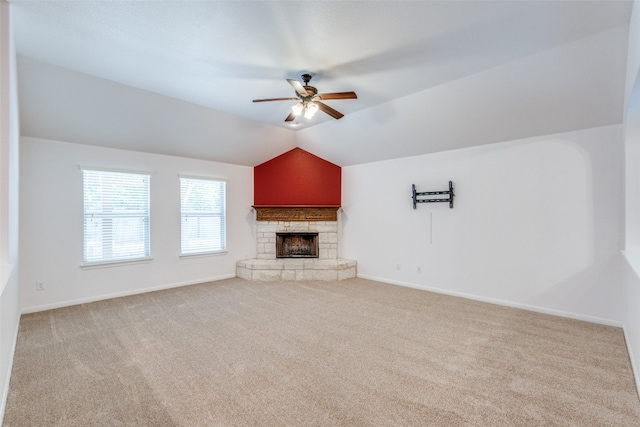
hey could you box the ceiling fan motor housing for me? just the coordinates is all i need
[301,86,318,98]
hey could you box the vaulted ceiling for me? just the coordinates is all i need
[10,1,634,166]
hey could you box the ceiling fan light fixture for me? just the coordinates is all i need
[291,102,303,116]
[305,101,319,118]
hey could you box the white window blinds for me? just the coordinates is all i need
[180,177,226,255]
[83,169,150,265]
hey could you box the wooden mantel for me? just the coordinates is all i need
[252,206,341,222]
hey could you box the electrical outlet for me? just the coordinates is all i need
[36,281,45,291]
[396,264,401,271]
[416,266,422,273]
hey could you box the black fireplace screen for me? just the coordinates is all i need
[276,233,319,258]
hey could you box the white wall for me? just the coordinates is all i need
[622,0,640,398]
[0,0,21,420]
[626,2,640,110]
[342,124,624,325]
[19,137,255,312]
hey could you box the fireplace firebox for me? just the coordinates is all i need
[276,233,319,258]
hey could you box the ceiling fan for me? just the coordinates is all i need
[252,74,357,122]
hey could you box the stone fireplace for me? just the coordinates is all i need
[236,206,357,281]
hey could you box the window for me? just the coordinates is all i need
[83,169,150,265]
[180,177,226,255]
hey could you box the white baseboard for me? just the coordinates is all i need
[357,274,622,328]
[21,274,236,314]
[623,326,640,400]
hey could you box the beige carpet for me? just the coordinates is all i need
[3,278,640,426]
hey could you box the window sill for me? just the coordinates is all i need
[179,250,228,259]
[80,257,153,270]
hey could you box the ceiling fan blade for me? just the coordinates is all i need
[287,79,309,97]
[284,111,296,122]
[317,102,344,120]
[253,97,299,103]
[317,91,357,100]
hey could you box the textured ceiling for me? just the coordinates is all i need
[11,1,633,129]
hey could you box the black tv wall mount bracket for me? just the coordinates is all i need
[412,181,455,209]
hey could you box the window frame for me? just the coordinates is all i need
[179,175,227,257]
[81,167,152,267]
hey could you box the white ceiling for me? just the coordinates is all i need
[9,0,634,166]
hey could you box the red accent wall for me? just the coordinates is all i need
[254,148,341,206]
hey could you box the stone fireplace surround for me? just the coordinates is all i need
[236,206,357,281]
